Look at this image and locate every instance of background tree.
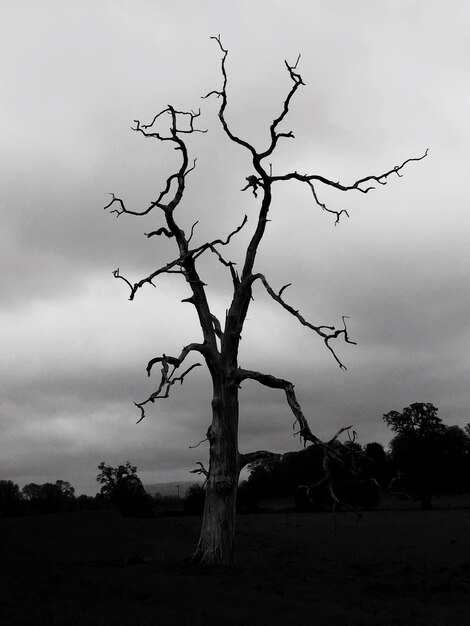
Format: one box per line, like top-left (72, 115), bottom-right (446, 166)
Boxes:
top-left (363, 442), bottom-right (393, 486)
top-left (384, 402), bottom-right (444, 438)
top-left (22, 482), bottom-right (42, 502)
top-left (105, 37), bottom-right (426, 565)
top-left (0, 480), bottom-right (23, 517)
top-left (183, 483), bottom-right (206, 516)
top-left (96, 461), bottom-right (154, 517)
top-left (384, 403), bottom-right (469, 508)
top-left (21, 480), bottom-right (76, 514)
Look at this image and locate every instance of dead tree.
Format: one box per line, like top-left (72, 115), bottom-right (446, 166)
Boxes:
top-left (105, 37), bottom-right (427, 566)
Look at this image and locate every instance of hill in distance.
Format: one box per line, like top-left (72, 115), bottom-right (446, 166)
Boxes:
top-left (144, 481), bottom-right (200, 498)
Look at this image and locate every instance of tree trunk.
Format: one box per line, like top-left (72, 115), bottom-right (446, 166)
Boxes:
top-left (191, 379), bottom-right (240, 566)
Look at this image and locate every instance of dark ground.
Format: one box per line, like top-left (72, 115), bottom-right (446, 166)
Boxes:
top-left (1, 497), bottom-right (470, 625)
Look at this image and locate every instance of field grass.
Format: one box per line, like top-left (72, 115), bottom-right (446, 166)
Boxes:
top-left (1, 500), bottom-right (470, 625)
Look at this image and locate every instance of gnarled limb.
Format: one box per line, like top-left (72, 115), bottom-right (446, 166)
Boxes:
top-left (192, 214), bottom-right (248, 261)
top-left (270, 149), bottom-right (429, 224)
top-left (190, 214), bottom-right (248, 289)
top-left (235, 368), bottom-right (351, 454)
top-left (135, 345), bottom-right (204, 423)
top-left (146, 342), bottom-right (206, 377)
top-left (113, 257), bottom-right (185, 301)
top-left (202, 36), bottom-right (257, 158)
top-left (134, 107), bottom-right (206, 137)
top-left (236, 364), bottom-right (361, 507)
top-left (252, 273), bottom-right (355, 369)
top-left (258, 53), bottom-right (304, 160)
top-left (144, 227), bottom-right (174, 239)
top-left (135, 362), bottom-right (201, 424)
top-left (239, 450), bottom-right (282, 470)
top-left (271, 150), bottom-right (429, 194)
top-left (235, 366), bottom-right (362, 507)
top-left (190, 462), bottom-right (209, 480)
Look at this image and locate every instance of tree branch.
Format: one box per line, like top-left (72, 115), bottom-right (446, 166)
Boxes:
top-left (112, 258), bottom-right (185, 301)
top-left (202, 36), bottom-right (257, 158)
top-left (145, 227), bottom-right (174, 239)
top-left (258, 54), bottom-right (304, 160)
top-left (134, 345), bottom-right (204, 423)
top-left (235, 367), bottom-right (363, 507)
top-left (239, 450), bottom-right (282, 470)
top-left (190, 461), bottom-right (209, 478)
top-left (146, 343), bottom-right (205, 377)
top-left (190, 462), bottom-right (209, 487)
top-left (189, 214), bottom-right (248, 289)
top-left (191, 214), bottom-right (248, 261)
top-left (252, 273), bottom-right (355, 369)
top-left (104, 107), bottom-right (202, 222)
top-left (270, 149), bottom-right (429, 224)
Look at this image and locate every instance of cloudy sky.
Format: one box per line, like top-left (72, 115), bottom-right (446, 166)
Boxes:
top-left (1, 0), bottom-right (469, 495)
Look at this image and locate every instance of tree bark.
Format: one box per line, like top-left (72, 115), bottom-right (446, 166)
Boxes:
top-left (191, 377), bottom-right (240, 566)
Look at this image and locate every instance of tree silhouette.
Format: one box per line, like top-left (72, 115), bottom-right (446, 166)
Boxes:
top-left (0, 480), bottom-right (23, 517)
top-left (105, 37), bottom-right (426, 565)
top-left (183, 483), bottom-right (206, 515)
top-left (96, 461), bottom-right (153, 517)
top-left (21, 480), bottom-right (76, 514)
top-left (384, 403), bottom-right (469, 508)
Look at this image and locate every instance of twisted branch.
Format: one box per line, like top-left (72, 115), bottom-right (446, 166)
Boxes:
top-left (112, 258), bottom-right (185, 301)
top-left (270, 149), bottom-right (429, 224)
top-left (236, 366), bottom-right (363, 508)
top-left (134, 344), bottom-right (204, 423)
top-left (253, 274), bottom-right (356, 369)
top-left (104, 106), bottom-right (202, 220)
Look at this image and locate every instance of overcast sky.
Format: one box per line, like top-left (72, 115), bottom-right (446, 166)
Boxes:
top-left (1, 0), bottom-right (469, 495)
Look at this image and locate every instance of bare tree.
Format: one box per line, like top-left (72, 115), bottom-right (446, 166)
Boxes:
top-left (105, 37), bottom-right (427, 566)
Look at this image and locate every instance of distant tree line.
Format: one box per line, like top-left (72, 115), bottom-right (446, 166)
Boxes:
top-left (2, 404), bottom-right (469, 518)
top-left (241, 403), bottom-right (470, 512)
top-left (0, 479), bottom-right (99, 517)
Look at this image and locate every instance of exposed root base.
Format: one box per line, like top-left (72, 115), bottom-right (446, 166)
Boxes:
top-left (189, 546), bottom-right (234, 568)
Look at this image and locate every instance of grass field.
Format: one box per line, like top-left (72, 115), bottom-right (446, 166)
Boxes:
top-left (1, 500), bottom-right (470, 625)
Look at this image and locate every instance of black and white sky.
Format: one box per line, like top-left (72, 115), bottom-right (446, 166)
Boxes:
top-left (1, 0), bottom-right (469, 495)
